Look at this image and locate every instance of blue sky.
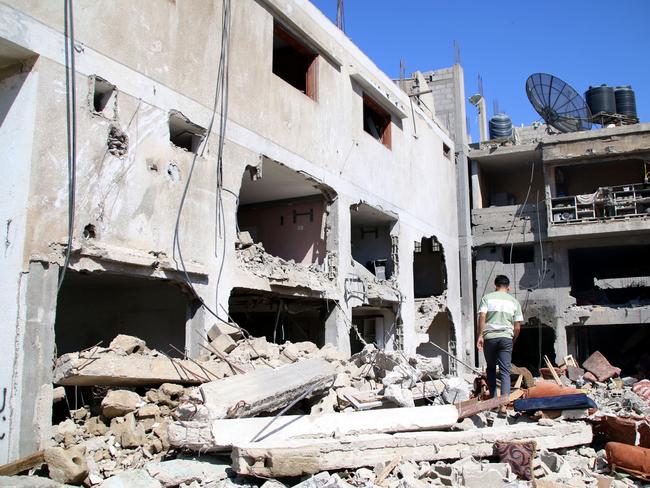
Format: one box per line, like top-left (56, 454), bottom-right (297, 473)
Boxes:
top-left (311, 0), bottom-right (650, 141)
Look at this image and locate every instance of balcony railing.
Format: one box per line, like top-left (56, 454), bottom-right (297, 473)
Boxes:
top-left (550, 183), bottom-right (650, 224)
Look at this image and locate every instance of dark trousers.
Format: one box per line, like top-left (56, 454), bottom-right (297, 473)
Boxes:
top-left (484, 337), bottom-right (513, 398)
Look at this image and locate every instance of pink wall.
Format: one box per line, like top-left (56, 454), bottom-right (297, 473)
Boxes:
top-left (238, 198), bottom-right (326, 265)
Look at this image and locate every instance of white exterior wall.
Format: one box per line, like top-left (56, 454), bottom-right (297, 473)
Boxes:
top-left (0, 0), bottom-right (461, 460)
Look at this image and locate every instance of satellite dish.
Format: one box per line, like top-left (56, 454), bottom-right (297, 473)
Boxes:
top-left (525, 73), bottom-right (592, 133)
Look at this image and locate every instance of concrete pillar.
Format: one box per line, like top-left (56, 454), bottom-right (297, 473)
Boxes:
top-left (324, 196), bottom-right (351, 356)
top-left (471, 160), bottom-right (482, 209)
top-left (15, 262), bottom-right (59, 458)
top-left (551, 245), bottom-right (571, 362)
top-left (0, 60), bottom-right (39, 463)
top-left (324, 304), bottom-right (351, 357)
top-left (456, 151), bottom-right (476, 370)
top-left (554, 325), bottom-right (568, 362)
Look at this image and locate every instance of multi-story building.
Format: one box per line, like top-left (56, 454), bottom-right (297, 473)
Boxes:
top-left (0, 0), bottom-right (463, 460)
top-left (468, 122), bottom-right (650, 374)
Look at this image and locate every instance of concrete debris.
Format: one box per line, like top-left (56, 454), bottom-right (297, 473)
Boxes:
top-left (144, 458), bottom-right (230, 487)
top-left (98, 469), bottom-right (162, 488)
top-left (101, 390), bottom-right (142, 418)
top-left (109, 335), bottom-right (148, 355)
top-left (192, 358), bottom-right (337, 420)
top-left (44, 446), bottom-right (88, 484)
top-left (14, 334), bottom-right (650, 487)
top-left (173, 404), bottom-right (458, 451)
top-left (231, 422), bottom-right (593, 476)
top-left (54, 350), bottom-right (232, 387)
top-left (237, 243), bottom-right (333, 292)
top-left (107, 125), bottom-right (128, 157)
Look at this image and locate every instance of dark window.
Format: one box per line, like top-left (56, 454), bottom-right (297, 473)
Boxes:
top-left (363, 94), bottom-right (391, 149)
top-left (443, 142), bottom-right (451, 159)
top-left (503, 245), bottom-right (534, 264)
top-left (92, 76), bottom-right (115, 113)
top-left (272, 21), bottom-right (318, 100)
top-left (169, 111), bottom-right (206, 154)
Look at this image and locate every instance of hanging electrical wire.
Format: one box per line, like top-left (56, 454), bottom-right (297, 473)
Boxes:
top-left (58, 0), bottom-right (78, 292)
top-left (173, 0), bottom-right (231, 323)
top-left (479, 160), bottom-right (536, 301)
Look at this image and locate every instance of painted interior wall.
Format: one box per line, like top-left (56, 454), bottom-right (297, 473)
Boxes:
top-left (238, 198), bottom-right (326, 264)
top-left (350, 223), bottom-right (394, 278)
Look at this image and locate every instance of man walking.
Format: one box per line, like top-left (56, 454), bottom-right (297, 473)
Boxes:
top-left (477, 275), bottom-right (523, 398)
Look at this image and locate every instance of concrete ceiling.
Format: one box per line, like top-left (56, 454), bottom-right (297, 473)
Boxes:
top-left (350, 203), bottom-right (397, 226)
top-left (0, 38), bottom-right (35, 69)
top-left (239, 159), bottom-right (323, 205)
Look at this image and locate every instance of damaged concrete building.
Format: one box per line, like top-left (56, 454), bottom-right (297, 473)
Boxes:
top-left (468, 122), bottom-right (650, 374)
top-left (0, 0), bottom-right (464, 462)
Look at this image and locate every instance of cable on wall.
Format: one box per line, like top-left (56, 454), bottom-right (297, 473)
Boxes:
top-left (58, 0), bottom-right (78, 292)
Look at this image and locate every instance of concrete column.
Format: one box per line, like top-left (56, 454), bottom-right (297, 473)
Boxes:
top-left (551, 244), bottom-right (571, 361)
top-left (0, 60), bottom-right (38, 463)
top-left (15, 262), bottom-right (59, 458)
top-left (470, 160), bottom-right (482, 209)
top-left (324, 305), bottom-right (351, 357)
top-left (324, 196), bottom-right (351, 356)
top-left (456, 151), bottom-right (476, 370)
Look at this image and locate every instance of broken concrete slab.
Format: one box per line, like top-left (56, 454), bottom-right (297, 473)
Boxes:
top-left (173, 404), bottom-right (458, 450)
top-left (207, 322), bottom-right (243, 341)
top-left (0, 476), bottom-right (76, 487)
top-left (198, 358), bottom-right (336, 419)
top-left (145, 458), bottom-right (230, 487)
top-left (98, 469), bottom-right (162, 488)
top-left (231, 421), bottom-right (593, 476)
top-left (168, 421), bottom-right (216, 452)
top-left (53, 352), bottom-right (232, 386)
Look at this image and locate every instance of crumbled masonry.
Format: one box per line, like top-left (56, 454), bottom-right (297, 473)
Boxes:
top-left (5, 333), bottom-right (650, 487)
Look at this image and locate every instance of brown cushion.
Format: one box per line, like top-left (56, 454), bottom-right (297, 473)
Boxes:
top-left (494, 440), bottom-right (536, 480)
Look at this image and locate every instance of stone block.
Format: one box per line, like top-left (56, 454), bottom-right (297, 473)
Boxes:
top-left (44, 445), bottom-right (88, 484)
top-left (101, 390), bottom-right (141, 418)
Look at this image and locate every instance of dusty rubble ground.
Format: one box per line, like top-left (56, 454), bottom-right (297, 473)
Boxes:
top-left (2, 331), bottom-right (650, 488)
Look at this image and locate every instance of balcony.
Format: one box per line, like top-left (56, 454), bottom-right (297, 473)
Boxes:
top-left (548, 183), bottom-right (650, 238)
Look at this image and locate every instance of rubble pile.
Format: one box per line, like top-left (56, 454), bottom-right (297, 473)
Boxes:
top-left (236, 241), bottom-right (333, 290)
top-left (3, 333), bottom-right (650, 487)
top-left (47, 383), bottom-right (179, 484)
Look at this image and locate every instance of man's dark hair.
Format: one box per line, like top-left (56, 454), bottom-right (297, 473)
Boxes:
top-left (495, 275), bottom-right (510, 288)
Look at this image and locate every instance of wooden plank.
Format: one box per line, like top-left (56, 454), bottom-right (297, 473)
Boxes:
top-left (376, 457), bottom-right (401, 486)
top-left (0, 450), bottom-right (44, 476)
top-left (457, 389), bottom-right (524, 419)
top-left (514, 374), bottom-right (523, 390)
top-left (545, 355), bottom-right (563, 386)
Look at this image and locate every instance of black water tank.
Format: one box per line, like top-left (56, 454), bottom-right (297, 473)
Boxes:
top-left (489, 113), bottom-right (512, 139)
top-left (615, 85), bottom-right (637, 117)
top-left (585, 84), bottom-right (616, 115)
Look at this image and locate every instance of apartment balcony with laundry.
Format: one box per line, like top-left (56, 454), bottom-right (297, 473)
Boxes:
top-left (545, 159), bottom-right (650, 238)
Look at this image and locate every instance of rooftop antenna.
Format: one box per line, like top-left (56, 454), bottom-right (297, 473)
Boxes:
top-left (493, 99), bottom-right (500, 115)
top-left (336, 0), bottom-right (345, 32)
top-left (453, 40), bottom-right (461, 65)
top-left (525, 73), bottom-right (592, 133)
